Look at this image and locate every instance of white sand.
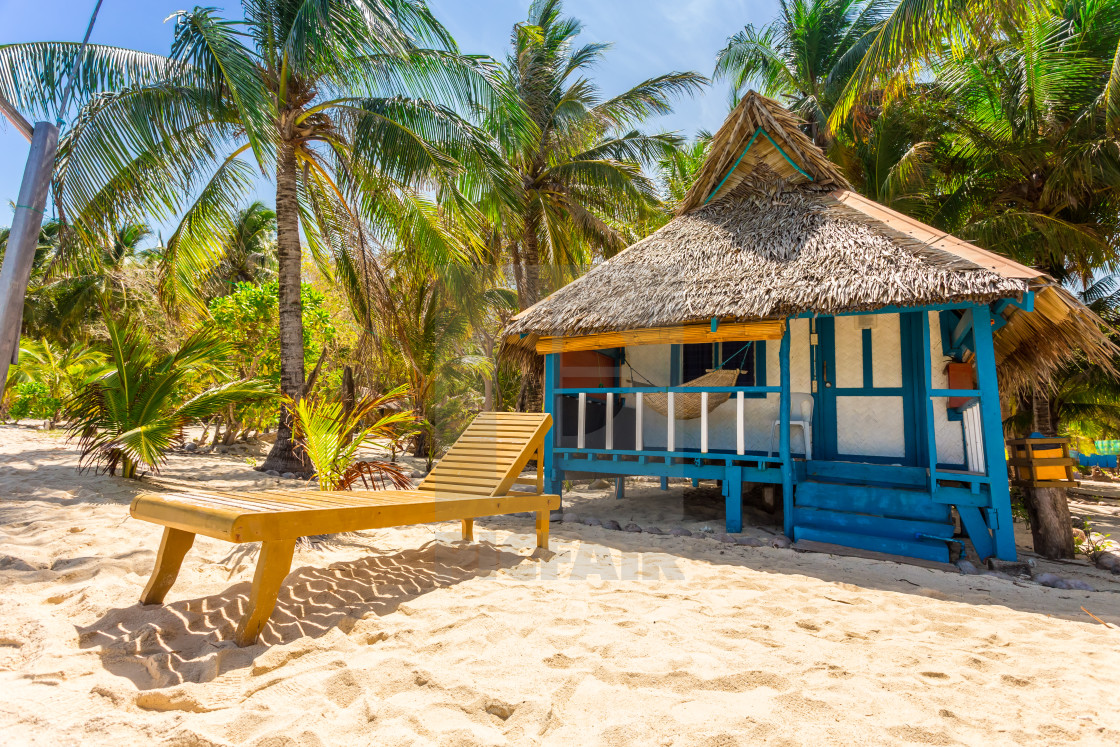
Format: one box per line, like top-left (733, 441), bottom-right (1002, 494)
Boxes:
top-left (1, 423), bottom-right (1119, 746)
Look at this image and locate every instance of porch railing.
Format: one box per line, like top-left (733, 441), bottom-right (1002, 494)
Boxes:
top-left (553, 385), bottom-right (780, 456)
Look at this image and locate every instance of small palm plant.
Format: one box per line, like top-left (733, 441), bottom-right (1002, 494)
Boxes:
top-left (65, 318), bottom-right (275, 478)
top-left (6, 338), bottom-right (108, 426)
top-left (287, 387), bottom-right (418, 492)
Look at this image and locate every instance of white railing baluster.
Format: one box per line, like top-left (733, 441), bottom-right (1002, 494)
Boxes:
top-left (736, 391), bottom-right (745, 455)
top-left (635, 392), bottom-right (644, 451)
top-left (700, 392), bottom-right (709, 453)
top-left (606, 392), bottom-right (614, 450)
top-left (577, 392), bottom-right (587, 449)
top-left (667, 391), bottom-right (676, 452)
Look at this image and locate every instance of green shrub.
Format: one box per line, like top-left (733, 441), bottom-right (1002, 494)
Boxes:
top-left (9, 381), bottom-right (61, 421)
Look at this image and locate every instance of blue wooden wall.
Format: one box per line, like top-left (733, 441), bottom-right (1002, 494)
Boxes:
top-left (541, 300), bottom-right (1021, 562)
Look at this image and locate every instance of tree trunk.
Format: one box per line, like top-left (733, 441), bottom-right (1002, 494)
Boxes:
top-left (411, 406), bottom-right (433, 465)
top-left (1031, 386), bottom-right (1054, 435)
top-left (260, 142), bottom-right (309, 474)
top-left (482, 373), bottom-right (493, 412)
top-left (342, 365), bottom-right (355, 414)
top-left (1024, 487), bottom-right (1076, 559)
top-left (1025, 385), bottom-right (1074, 558)
top-left (520, 213), bottom-right (541, 310)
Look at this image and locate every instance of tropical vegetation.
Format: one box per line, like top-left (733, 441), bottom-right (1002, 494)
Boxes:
top-left (287, 386), bottom-right (416, 491)
top-left (4, 0), bottom-right (1120, 495)
top-left (64, 317), bottom-right (274, 478)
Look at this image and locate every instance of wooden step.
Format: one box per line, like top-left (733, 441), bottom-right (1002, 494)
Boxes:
top-left (795, 480), bottom-right (950, 523)
top-left (793, 526), bottom-right (951, 564)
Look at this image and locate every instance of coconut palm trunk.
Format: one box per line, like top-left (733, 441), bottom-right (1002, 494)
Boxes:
top-left (1024, 387), bottom-right (1075, 559)
top-left (518, 208), bottom-right (542, 309)
top-left (261, 142), bottom-right (308, 473)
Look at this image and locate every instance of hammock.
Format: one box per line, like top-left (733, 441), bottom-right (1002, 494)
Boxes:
top-left (645, 369), bottom-right (741, 420)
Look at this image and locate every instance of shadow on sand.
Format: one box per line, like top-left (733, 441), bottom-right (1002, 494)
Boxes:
top-left (77, 540), bottom-right (531, 689)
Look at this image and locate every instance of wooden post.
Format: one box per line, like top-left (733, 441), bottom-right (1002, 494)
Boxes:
top-left (736, 391), bottom-right (745, 455)
top-left (635, 392), bottom-right (644, 451)
top-left (577, 392), bottom-right (587, 449)
top-left (543, 354), bottom-right (562, 496)
top-left (234, 538), bottom-right (296, 647)
top-left (0, 122), bottom-right (59, 388)
top-left (535, 510), bottom-right (550, 549)
top-left (725, 465), bottom-right (743, 533)
top-left (700, 392), bottom-right (709, 453)
top-left (667, 392), bottom-right (676, 452)
top-left (139, 528), bottom-right (196, 605)
top-left (614, 477), bottom-right (625, 500)
top-left (971, 305), bottom-right (1017, 560)
top-left (917, 311), bottom-right (938, 493)
top-left (780, 324), bottom-right (793, 539)
top-left (605, 392), bottom-right (614, 450)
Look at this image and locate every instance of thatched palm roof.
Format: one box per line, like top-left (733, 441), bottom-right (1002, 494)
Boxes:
top-left (504, 92), bottom-right (1116, 390)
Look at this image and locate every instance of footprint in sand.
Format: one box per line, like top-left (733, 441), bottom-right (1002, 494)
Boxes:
top-left (886, 724), bottom-right (954, 745)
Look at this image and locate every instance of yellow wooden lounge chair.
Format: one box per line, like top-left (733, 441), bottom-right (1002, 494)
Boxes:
top-left (131, 412), bottom-right (559, 646)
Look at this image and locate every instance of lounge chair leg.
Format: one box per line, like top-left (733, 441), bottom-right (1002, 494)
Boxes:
top-left (140, 527), bottom-right (196, 605)
top-left (535, 510), bottom-right (550, 549)
top-left (234, 538), bottom-right (296, 647)
top-left (462, 518), bottom-right (474, 542)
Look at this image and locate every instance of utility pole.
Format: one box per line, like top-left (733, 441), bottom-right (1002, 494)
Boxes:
top-left (0, 118), bottom-right (59, 387)
top-left (0, 0), bottom-right (103, 388)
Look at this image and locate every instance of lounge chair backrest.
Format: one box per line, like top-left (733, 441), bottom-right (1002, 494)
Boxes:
top-left (417, 412), bottom-right (552, 497)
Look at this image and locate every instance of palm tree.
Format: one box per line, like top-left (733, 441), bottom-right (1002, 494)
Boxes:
top-left (1, 1), bottom-right (507, 473)
top-left (486, 0), bottom-right (707, 309)
top-left (287, 386), bottom-right (416, 490)
top-left (10, 337), bottom-right (107, 425)
top-left (714, 0), bottom-right (892, 145)
top-left (829, 3), bottom-right (1120, 284)
top-left (376, 266), bottom-right (496, 462)
top-left (65, 317), bottom-right (275, 478)
top-left (4, 336), bottom-right (107, 426)
top-left (204, 200), bottom-right (278, 299)
top-left (3, 218), bottom-right (160, 341)
top-left (658, 132), bottom-right (713, 209)
top-left (1004, 274), bottom-right (1120, 439)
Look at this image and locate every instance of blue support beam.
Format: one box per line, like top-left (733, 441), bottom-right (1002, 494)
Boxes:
top-left (956, 505), bottom-right (995, 560)
top-left (861, 328), bottom-right (873, 389)
top-left (951, 308), bottom-right (974, 352)
top-left (543, 353), bottom-right (563, 496)
top-left (914, 312), bottom-right (938, 493)
top-left (780, 324), bottom-right (794, 539)
top-left (725, 465), bottom-right (743, 533)
top-left (971, 305), bottom-right (1017, 560)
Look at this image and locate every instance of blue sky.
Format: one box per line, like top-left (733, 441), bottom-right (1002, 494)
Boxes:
top-left (0, 0), bottom-right (778, 230)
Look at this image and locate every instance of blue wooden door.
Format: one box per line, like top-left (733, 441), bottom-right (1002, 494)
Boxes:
top-left (812, 314), bottom-right (921, 466)
top-left (811, 317), bottom-right (839, 460)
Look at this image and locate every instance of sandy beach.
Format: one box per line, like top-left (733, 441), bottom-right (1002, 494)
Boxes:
top-left (2, 423), bottom-right (1119, 746)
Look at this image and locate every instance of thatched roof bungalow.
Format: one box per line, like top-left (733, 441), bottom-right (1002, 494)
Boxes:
top-left (505, 94), bottom-right (1113, 393)
top-left (500, 92), bottom-right (1115, 565)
